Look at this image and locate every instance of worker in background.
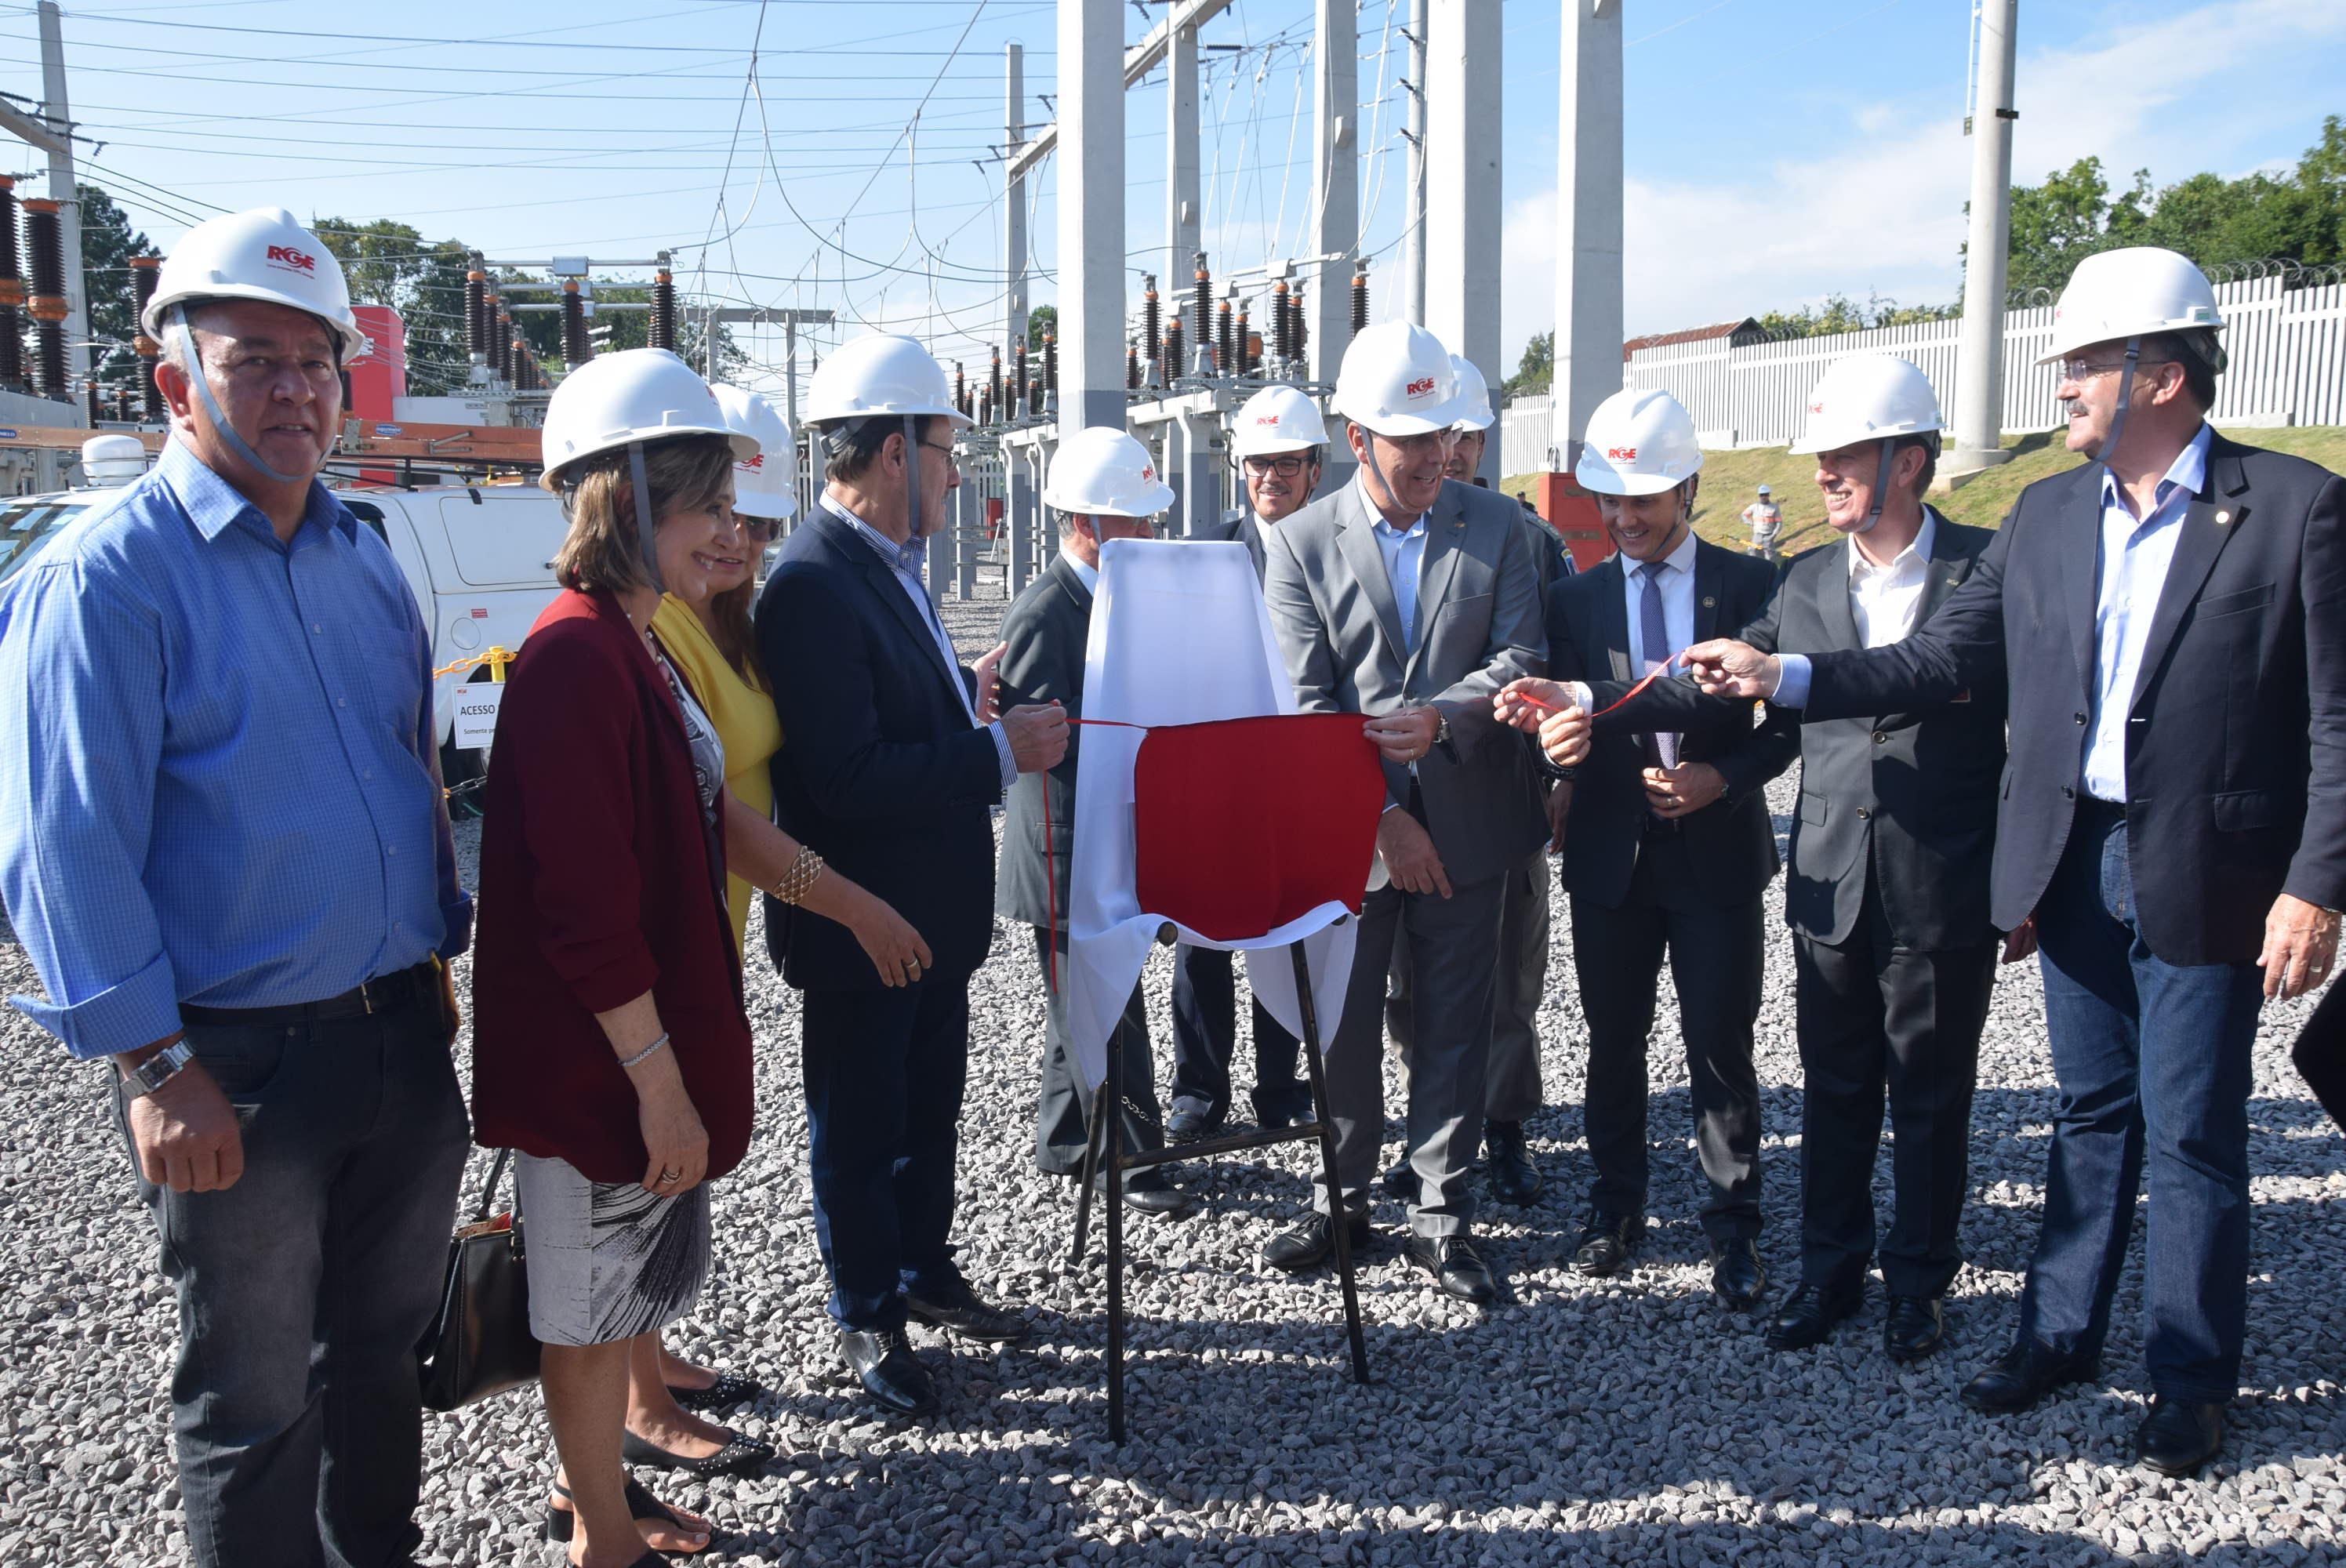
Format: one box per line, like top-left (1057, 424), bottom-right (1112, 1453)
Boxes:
top-left (1385, 354), bottom-right (1565, 1210)
top-left (1165, 383), bottom-right (1326, 1142)
top-left (1743, 484), bottom-right (1783, 561)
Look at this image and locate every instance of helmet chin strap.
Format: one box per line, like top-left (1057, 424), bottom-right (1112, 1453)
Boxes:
top-left (1854, 436), bottom-right (1898, 536)
top-left (628, 440), bottom-right (666, 596)
top-left (172, 303), bottom-right (321, 488)
top-left (2097, 335), bottom-right (2144, 478)
top-left (899, 413), bottom-right (928, 573)
top-left (1360, 427), bottom-right (1415, 523)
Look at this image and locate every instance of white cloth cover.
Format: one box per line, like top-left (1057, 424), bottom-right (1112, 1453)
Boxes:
top-left (1063, 538), bottom-right (1361, 1091)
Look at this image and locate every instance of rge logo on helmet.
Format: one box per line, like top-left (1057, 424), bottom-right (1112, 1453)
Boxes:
top-left (739, 453), bottom-right (765, 471)
top-left (1607, 445), bottom-right (1639, 461)
top-left (1254, 414), bottom-right (1279, 427)
top-left (265, 243), bottom-right (318, 274)
top-left (1405, 376), bottom-right (1436, 399)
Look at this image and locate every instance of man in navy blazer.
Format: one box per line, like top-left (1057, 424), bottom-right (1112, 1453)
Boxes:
top-left (1687, 249), bottom-right (2346, 1475)
top-left (756, 335), bottom-right (1067, 1421)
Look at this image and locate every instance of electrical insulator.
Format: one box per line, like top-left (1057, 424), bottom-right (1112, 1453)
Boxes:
top-left (1193, 252), bottom-right (1211, 370)
top-left (561, 281), bottom-right (590, 368)
top-left (1270, 281), bottom-right (1292, 363)
top-left (1351, 262), bottom-right (1369, 333)
top-left (1013, 339), bottom-right (1028, 416)
top-left (24, 198), bottom-right (67, 401)
top-left (1043, 331), bottom-right (1059, 404)
top-left (1237, 302), bottom-right (1255, 376)
top-left (649, 268), bottom-right (677, 352)
top-left (1291, 284), bottom-right (1308, 361)
top-left (465, 265), bottom-right (487, 360)
top-left (131, 254), bottom-right (162, 417)
top-left (1142, 275), bottom-right (1160, 365)
top-left (0, 176), bottom-right (20, 393)
top-left (953, 361), bottom-right (966, 415)
top-left (1217, 291), bottom-right (1235, 376)
top-left (987, 345), bottom-right (1003, 418)
top-left (1164, 319), bottom-right (1183, 384)
top-left (1126, 343), bottom-right (1140, 391)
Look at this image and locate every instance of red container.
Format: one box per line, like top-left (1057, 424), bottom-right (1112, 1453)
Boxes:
top-left (1533, 471), bottom-right (1610, 572)
top-left (347, 305), bottom-right (407, 423)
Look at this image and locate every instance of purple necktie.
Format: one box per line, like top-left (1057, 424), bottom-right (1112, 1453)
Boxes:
top-left (1636, 561), bottom-right (1680, 771)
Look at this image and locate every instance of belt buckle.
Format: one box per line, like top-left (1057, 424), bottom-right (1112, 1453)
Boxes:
top-left (360, 975), bottom-right (385, 1015)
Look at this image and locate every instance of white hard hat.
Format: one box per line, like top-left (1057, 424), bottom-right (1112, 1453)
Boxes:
top-left (1449, 355), bottom-right (1496, 433)
top-left (537, 348), bottom-right (754, 493)
top-left (2037, 246), bottom-right (2226, 367)
top-left (1575, 388), bottom-right (1704, 496)
top-left (1789, 354), bottom-right (1945, 456)
top-left (1330, 321), bottom-right (1469, 436)
top-left (711, 383), bottom-right (797, 521)
top-left (804, 332), bottom-right (973, 430)
top-left (1040, 426), bottom-right (1175, 517)
top-left (142, 207), bottom-right (369, 362)
top-left (1230, 384), bottom-right (1330, 458)
top-left (1756, 484), bottom-right (1772, 495)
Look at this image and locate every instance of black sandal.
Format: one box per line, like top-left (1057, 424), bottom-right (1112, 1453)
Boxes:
top-left (665, 1370), bottom-right (762, 1412)
top-left (545, 1475), bottom-right (721, 1553)
top-left (621, 1425), bottom-right (774, 1479)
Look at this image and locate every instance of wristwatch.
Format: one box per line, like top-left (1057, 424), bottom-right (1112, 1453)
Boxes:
top-left (122, 1040), bottom-right (195, 1098)
top-left (1433, 710), bottom-right (1452, 749)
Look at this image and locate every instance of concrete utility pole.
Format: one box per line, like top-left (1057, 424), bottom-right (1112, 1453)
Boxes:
top-left (1945, 0), bottom-right (2020, 484)
top-left (1552, 0), bottom-right (1624, 473)
top-left (1308, 0), bottom-right (1357, 386)
top-left (1059, 0), bottom-right (1126, 434)
top-left (37, 2), bottom-right (86, 395)
top-left (1426, 0), bottom-right (1501, 482)
top-left (1400, 0), bottom-right (1429, 326)
top-left (1167, 19), bottom-right (1201, 361)
top-left (1005, 44), bottom-right (1029, 358)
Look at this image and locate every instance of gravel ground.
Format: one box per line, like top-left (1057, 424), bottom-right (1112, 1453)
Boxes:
top-left (5, 593), bottom-right (2345, 1566)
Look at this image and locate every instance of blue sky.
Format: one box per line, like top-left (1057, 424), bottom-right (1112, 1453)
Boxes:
top-left (2, 0), bottom-right (2340, 398)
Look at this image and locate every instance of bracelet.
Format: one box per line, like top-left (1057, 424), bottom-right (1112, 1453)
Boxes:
top-left (772, 845), bottom-right (826, 906)
top-left (618, 1032), bottom-right (670, 1070)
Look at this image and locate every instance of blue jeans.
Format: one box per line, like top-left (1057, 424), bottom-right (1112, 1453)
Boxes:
top-left (2022, 802), bottom-right (2263, 1403)
top-left (120, 1001), bottom-right (470, 1568)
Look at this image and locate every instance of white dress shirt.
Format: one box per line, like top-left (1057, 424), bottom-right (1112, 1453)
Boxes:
top-left (1354, 475), bottom-right (1429, 649)
top-left (1563, 526), bottom-right (1700, 717)
top-left (1061, 545), bottom-right (1099, 596)
top-left (2083, 423), bottom-right (2212, 802)
top-left (824, 494), bottom-right (1016, 789)
top-left (1847, 508), bottom-right (1939, 649)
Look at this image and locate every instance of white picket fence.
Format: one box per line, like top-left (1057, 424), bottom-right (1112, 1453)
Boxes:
top-left (1499, 274), bottom-right (2346, 469)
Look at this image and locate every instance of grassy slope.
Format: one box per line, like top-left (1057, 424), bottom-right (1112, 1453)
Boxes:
top-left (1504, 425), bottom-right (2346, 555)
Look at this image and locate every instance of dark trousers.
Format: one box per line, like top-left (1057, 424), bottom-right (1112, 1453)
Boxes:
top-left (1388, 848), bottom-right (1549, 1124)
top-left (2023, 803), bottom-right (2264, 1402)
top-left (1168, 942), bottom-right (1306, 1124)
top-left (1792, 856), bottom-right (1995, 1298)
top-left (802, 977), bottom-right (971, 1331)
top-left (122, 1003), bottom-right (470, 1568)
top-left (1570, 833), bottom-right (1765, 1241)
top-left (1030, 927), bottom-right (1168, 1176)
top-left (1315, 872), bottom-right (1506, 1236)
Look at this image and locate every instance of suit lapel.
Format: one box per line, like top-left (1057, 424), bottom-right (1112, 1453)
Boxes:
top-left (819, 511), bottom-right (968, 713)
top-left (1874, 513), bottom-right (1970, 730)
top-left (1813, 535), bottom-right (1860, 652)
top-left (1690, 539), bottom-right (1725, 645)
top-left (2127, 446), bottom-right (2249, 713)
top-left (2056, 473), bottom-right (2103, 700)
top-left (1407, 485), bottom-right (1470, 678)
top-left (1336, 488), bottom-right (1410, 662)
top-left (1593, 557), bottom-right (1635, 684)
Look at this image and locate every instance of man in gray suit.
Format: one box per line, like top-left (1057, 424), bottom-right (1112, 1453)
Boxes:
top-left (1167, 385), bottom-right (1329, 1141)
top-left (996, 428), bottom-right (1189, 1218)
top-left (1256, 324), bottom-right (1545, 1305)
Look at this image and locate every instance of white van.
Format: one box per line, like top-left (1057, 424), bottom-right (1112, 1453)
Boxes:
top-left (0, 474), bottom-right (566, 775)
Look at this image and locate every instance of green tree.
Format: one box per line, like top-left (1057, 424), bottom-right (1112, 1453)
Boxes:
top-left (1026, 303), bottom-right (1057, 350)
top-left (310, 216), bottom-right (474, 394)
top-left (1757, 292), bottom-right (1957, 341)
top-left (75, 183), bottom-right (160, 387)
top-left (1503, 329), bottom-right (1552, 399)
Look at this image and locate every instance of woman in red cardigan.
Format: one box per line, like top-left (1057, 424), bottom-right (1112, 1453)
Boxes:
top-left (474, 351), bottom-right (924, 1568)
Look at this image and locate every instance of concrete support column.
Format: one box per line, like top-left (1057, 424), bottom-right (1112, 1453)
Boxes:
top-left (1168, 21), bottom-right (1202, 369)
top-left (1400, 0), bottom-right (1429, 326)
top-left (1005, 44), bottom-right (1030, 358)
top-left (1059, 0), bottom-right (1127, 435)
top-left (1427, 0), bottom-right (1502, 483)
top-left (1309, 0), bottom-right (1357, 388)
top-left (1552, 0), bottom-right (1624, 474)
top-left (1945, 0), bottom-right (2019, 482)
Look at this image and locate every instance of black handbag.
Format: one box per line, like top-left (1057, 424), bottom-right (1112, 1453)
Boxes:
top-left (417, 1148), bottom-right (540, 1411)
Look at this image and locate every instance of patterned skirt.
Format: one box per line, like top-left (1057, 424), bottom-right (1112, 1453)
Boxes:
top-left (514, 1152), bottom-right (711, 1348)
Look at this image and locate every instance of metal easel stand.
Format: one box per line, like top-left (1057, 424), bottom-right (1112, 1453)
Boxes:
top-left (1067, 932), bottom-right (1371, 1443)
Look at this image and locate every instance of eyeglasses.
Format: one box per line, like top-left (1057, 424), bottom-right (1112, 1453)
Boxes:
top-left (1242, 455), bottom-right (1312, 477)
top-left (2057, 355), bottom-right (2175, 384)
top-left (917, 440), bottom-right (958, 461)
top-left (1375, 429), bottom-right (1458, 460)
top-left (735, 515), bottom-right (780, 543)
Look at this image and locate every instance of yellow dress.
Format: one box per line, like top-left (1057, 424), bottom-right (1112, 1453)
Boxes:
top-left (650, 597), bottom-right (783, 955)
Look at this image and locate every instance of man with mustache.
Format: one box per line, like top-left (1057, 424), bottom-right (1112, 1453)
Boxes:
top-left (1683, 248), bottom-right (2346, 1475)
top-left (1255, 322), bottom-right (1545, 1305)
top-left (0, 209), bottom-right (470, 1567)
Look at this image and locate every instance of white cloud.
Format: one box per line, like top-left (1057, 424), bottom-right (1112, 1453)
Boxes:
top-left (1499, 0), bottom-right (2346, 363)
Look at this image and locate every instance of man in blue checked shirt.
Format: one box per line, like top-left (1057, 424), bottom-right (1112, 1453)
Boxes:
top-left (0, 209), bottom-right (470, 1568)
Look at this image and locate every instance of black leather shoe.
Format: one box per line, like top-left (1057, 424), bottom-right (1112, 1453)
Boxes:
top-left (1251, 1088), bottom-right (1314, 1130)
top-left (1764, 1282), bottom-right (1863, 1351)
top-left (837, 1328), bottom-right (937, 1418)
top-left (1571, 1210), bottom-right (1643, 1277)
top-left (1484, 1121), bottom-right (1543, 1207)
top-left (1709, 1238), bottom-right (1767, 1311)
top-left (1404, 1233), bottom-right (1498, 1305)
top-left (903, 1278), bottom-right (1030, 1345)
top-left (1104, 1173), bottom-right (1194, 1218)
top-left (1883, 1294), bottom-right (1947, 1363)
top-left (1959, 1339), bottom-right (2095, 1414)
top-left (1167, 1107), bottom-right (1220, 1144)
top-left (2135, 1396), bottom-right (2224, 1476)
top-left (1382, 1158), bottom-right (1418, 1203)
top-left (1261, 1211), bottom-right (1370, 1272)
